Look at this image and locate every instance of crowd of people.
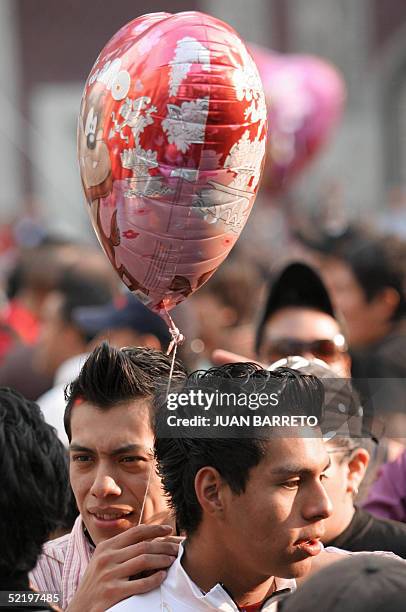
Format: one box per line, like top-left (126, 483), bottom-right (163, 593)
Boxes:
top-left (1, 221), bottom-right (406, 611)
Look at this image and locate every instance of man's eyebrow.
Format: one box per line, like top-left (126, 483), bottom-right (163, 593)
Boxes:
top-left (110, 444), bottom-right (150, 456)
top-left (69, 444), bottom-right (94, 453)
top-left (270, 457), bottom-right (331, 478)
top-left (270, 466), bottom-right (313, 477)
top-left (69, 443), bottom-right (152, 456)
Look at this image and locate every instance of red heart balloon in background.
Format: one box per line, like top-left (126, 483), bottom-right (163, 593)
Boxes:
top-left (250, 44), bottom-right (346, 194)
top-left (78, 12), bottom-right (267, 318)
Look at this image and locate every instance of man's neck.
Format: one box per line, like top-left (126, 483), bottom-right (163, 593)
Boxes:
top-left (339, 502), bottom-right (357, 533)
top-left (354, 319), bottom-right (396, 349)
top-left (325, 502), bottom-right (356, 544)
top-left (181, 534), bottom-right (275, 607)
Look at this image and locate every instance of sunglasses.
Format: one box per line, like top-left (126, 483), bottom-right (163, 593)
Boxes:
top-left (265, 334), bottom-right (348, 362)
top-left (327, 446), bottom-right (358, 455)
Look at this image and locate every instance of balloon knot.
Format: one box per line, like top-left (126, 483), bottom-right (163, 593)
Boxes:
top-left (163, 311), bottom-right (185, 355)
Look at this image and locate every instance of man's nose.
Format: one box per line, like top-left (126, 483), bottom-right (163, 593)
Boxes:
top-left (302, 480), bottom-right (333, 522)
top-left (90, 469), bottom-right (122, 498)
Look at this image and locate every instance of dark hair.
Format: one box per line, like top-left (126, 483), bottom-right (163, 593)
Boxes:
top-left (57, 269), bottom-right (113, 342)
top-left (6, 244), bottom-right (66, 299)
top-left (197, 259), bottom-right (262, 325)
top-left (154, 363), bottom-right (324, 536)
top-left (334, 235), bottom-right (406, 319)
top-left (0, 388), bottom-right (69, 577)
top-left (297, 226), bottom-right (406, 320)
top-left (64, 342), bottom-right (187, 441)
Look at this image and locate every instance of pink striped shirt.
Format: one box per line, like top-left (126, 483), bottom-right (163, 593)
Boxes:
top-left (29, 516), bottom-right (94, 610)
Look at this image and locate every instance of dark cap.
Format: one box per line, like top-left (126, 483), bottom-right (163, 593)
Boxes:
top-left (280, 554), bottom-right (406, 612)
top-left (302, 358), bottom-right (368, 441)
top-left (269, 356), bottom-right (370, 441)
top-left (255, 262), bottom-right (336, 353)
top-left (73, 293), bottom-right (170, 349)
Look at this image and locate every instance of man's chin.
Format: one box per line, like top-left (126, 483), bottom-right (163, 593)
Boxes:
top-left (283, 557), bottom-right (314, 579)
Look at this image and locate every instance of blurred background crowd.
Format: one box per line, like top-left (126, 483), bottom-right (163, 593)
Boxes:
top-left (2, 1), bottom-right (406, 409)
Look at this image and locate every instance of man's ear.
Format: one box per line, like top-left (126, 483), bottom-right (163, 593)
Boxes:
top-left (372, 287), bottom-right (400, 321)
top-left (347, 448), bottom-right (369, 494)
top-left (194, 466), bottom-right (225, 519)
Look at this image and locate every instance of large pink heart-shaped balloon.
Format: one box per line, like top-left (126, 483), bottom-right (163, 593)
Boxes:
top-left (250, 45), bottom-right (346, 194)
top-left (78, 12), bottom-right (267, 316)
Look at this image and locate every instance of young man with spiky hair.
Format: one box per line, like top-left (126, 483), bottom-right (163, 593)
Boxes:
top-left (109, 363), bottom-right (333, 612)
top-left (30, 343), bottom-right (187, 612)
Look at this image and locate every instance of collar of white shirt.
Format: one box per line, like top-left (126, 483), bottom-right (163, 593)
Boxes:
top-left (108, 541), bottom-right (295, 612)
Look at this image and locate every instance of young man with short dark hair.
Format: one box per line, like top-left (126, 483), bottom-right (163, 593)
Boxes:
top-left (270, 357), bottom-right (406, 557)
top-left (109, 363), bottom-right (332, 611)
top-left (213, 260), bottom-right (406, 557)
top-left (30, 343), bottom-right (187, 611)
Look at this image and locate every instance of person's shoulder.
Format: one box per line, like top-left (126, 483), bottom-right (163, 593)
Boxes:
top-left (107, 590), bottom-right (162, 611)
top-left (372, 326), bottom-right (406, 366)
top-left (30, 532), bottom-right (71, 592)
top-left (303, 544), bottom-right (405, 584)
top-left (32, 531), bottom-right (71, 574)
top-left (365, 509), bottom-right (406, 538)
top-left (323, 545), bottom-right (405, 562)
top-left (42, 531), bottom-right (71, 561)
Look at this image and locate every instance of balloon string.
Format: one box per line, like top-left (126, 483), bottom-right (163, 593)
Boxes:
top-left (165, 311), bottom-right (185, 355)
top-left (166, 343), bottom-right (178, 399)
top-left (163, 309), bottom-right (185, 398)
top-left (138, 464), bottom-right (153, 526)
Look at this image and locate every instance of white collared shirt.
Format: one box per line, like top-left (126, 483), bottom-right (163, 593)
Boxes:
top-left (107, 542), bottom-right (295, 612)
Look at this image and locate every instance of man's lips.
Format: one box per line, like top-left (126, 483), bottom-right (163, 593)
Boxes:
top-left (293, 536), bottom-right (323, 557)
top-left (88, 507), bottom-right (135, 523)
